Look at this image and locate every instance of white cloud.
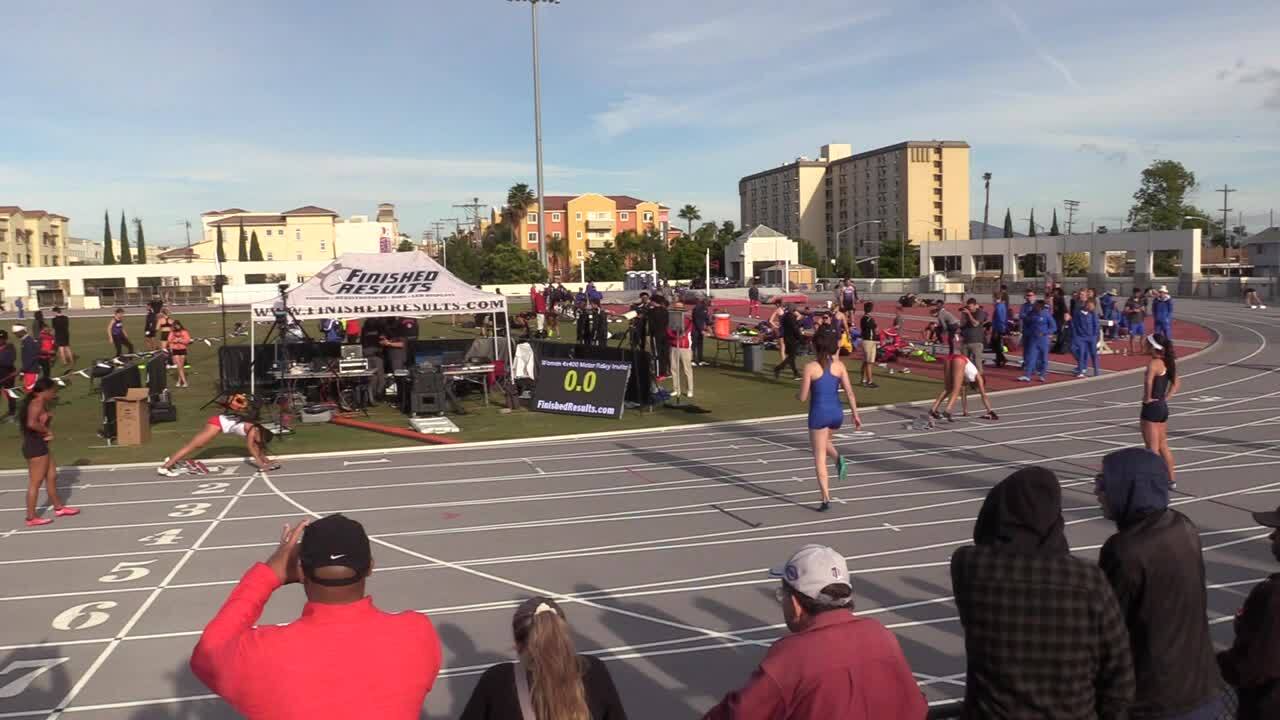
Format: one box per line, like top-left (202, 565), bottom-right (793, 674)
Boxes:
top-left (991, 0), bottom-right (1081, 91)
top-left (591, 93), bottom-right (692, 139)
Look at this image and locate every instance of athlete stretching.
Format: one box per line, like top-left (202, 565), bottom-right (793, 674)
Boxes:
top-left (156, 394), bottom-right (277, 476)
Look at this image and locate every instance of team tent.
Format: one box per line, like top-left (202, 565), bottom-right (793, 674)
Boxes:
top-left (247, 251), bottom-right (510, 393)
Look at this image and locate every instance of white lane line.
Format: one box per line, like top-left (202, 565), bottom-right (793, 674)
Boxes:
top-left (44, 475), bottom-right (257, 720)
top-left (343, 458), bottom-right (389, 466)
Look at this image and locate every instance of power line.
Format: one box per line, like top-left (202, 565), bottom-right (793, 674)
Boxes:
top-left (452, 198), bottom-right (487, 247)
top-left (1063, 199), bottom-right (1081, 235)
top-left (1218, 185), bottom-right (1236, 247)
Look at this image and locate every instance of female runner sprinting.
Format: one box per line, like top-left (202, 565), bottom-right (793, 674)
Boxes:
top-left (1141, 333), bottom-right (1180, 487)
top-left (798, 328), bottom-right (861, 512)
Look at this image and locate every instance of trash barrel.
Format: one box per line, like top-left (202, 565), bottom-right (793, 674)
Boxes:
top-left (743, 343), bottom-right (764, 373)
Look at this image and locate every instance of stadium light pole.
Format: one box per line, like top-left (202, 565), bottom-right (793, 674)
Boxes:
top-left (510, 0), bottom-right (557, 269)
top-left (834, 220), bottom-right (881, 276)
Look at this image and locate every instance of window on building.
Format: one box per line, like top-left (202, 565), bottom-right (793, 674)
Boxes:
top-left (527, 213), bottom-right (538, 224)
top-left (320, 239), bottom-right (327, 251)
top-left (264, 229), bottom-right (270, 236)
top-left (576, 231), bottom-right (583, 240)
top-left (620, 211), bottom-right (629, 221)
top-left (642, 211), bottom-right (653, 222)
top-left (576, 249), bottom-right (584, 259)
top-left (528, 232), bottom-right (538, 244)
top-left (295, 229), bottom-right (302, 241)
top-left (267, 252), bottom-right (274, 261)
top-left (575, 212), bottom-right (582, 221)
top-left (552, 212), bottom-right (561, 222)
top-left (296, 252), bottom-right (303, 260)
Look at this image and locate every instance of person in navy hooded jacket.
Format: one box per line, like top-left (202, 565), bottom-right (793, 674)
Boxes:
top-left (1071, 298), bottom-right (1101, 377)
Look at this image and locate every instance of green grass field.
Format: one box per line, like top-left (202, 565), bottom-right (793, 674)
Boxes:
top-left (0, 311), bottom-right (940, 469)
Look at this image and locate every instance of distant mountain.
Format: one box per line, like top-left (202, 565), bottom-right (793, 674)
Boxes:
top-left (970, 221), bottom-right (1024, 238)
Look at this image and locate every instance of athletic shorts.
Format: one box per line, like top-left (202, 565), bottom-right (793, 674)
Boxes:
top-left (207, 414), bottom-right (249, 437)
top-left (862, 340), bottom-right (878, 361)
top-left (22, 432), bottom-right (49, 459)
top-left (1140, 400), bottom-right (1168, 424)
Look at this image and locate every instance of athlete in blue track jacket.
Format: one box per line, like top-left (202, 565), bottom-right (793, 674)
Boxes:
top-left (1019, 300), bottom-right (1057, 382)
top-left (1152, 288), bottom-right (1173, 339)
top-left (1071, 301), bottom-right (1101, 377)
top-left (1099, 290), bottom-right (1118, 339)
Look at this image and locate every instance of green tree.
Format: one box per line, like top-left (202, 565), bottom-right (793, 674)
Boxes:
top-left (677, 204), bottom-right (701, 236)
top-left (482, 222), bottom-right (516, 250)
top-left (1128, 159), bottom-right (1203, 230)
top-left (504, 183), bottom-right (536, 232)
top-left (118, 212), bottom-right (132, 264)
top-left (1022, 253), bottom-right (1040, 278)
top-left (877, 234), bottom-right (919, 277)
top-left (237, 220), bottom-right (248, 261)
top-left (584, 244), bottom-right (625, 281)
top-left (1002, 209), bottom-right (1014, 238)
top-left (444, 234), bottom-right (482, 284)
top-left (1062, 252), bottom-right (1089, 275)
top-left (716, 221), bottom-right (736, 245)
top-left (1153, 250), bottom-right (1180, 276)
top-left (1028, 209), bottom-right (1038, 238)
top-left (481, 242), bottom-right (547, 284)
top-left (1049, 209), bottom-right (1060, 236)
top-left (249, 231), bottom-right (264, 261)
top-left (216, 225), bottom-right (227, 263)
top-left (613, 230), bottom-right (644, 268)
top-left (797, 239), bottom-right (821, 268)
top-left (134, 218), bottom-right (147, 264)
top-left (668, 237), bottom-right (705, 279)
top-left (396, 239), bottom-right (416, 252)
top-left (103, 210), bottom-right (116, 265)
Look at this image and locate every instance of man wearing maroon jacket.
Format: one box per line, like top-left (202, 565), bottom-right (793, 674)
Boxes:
top-left (191, 514), bottom-right (441, 720)
top-left (703, 544), bottom-right (926, 720)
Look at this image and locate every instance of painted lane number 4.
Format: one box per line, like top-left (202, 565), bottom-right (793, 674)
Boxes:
top-left (139, 528), bottom-right (184, 546)
top-left (0, 658), bottom-right (71, 698)
top-left (98, 559), bottom-right (157, 583)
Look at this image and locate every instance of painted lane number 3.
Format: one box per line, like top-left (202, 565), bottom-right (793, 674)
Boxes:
top-left (0, 658), bottom-right (71, 698)
top-left (168, 502), bottom-right (212, 518)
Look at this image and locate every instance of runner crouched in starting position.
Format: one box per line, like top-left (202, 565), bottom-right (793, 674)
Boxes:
top-left (156, 394), bottom-right (277, 476)
top-left (930, 352), bottom-right (998, 423)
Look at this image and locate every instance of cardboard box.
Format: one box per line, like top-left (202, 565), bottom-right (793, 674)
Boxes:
top-left (114, 388), bottom-right (151, 446)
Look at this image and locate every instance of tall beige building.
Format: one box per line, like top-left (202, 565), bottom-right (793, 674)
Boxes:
top-left (740, 141), bottom-right (970, 263)
top-left (0, 206), bottom-right (70, 268)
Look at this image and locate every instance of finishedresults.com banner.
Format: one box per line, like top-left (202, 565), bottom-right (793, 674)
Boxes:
top-left (533, 357), bottom-right (632, 419)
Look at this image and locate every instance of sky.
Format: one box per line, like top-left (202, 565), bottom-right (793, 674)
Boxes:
top-left (2, 0), bottom-right (1279, 247)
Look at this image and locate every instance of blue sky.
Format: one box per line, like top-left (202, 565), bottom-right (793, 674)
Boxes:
top-left (2, 0), bottom-right (1279, 246)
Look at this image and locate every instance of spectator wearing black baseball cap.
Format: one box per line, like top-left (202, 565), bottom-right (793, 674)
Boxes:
top-left (703, 544), bottom-right (925, 720)
top-left (191, 514), bottom-right (442, 719)
top-left (1218, 506), bottom-right (1280, 720)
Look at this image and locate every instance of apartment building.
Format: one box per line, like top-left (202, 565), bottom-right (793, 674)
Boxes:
top-left (740, 141), bottom-right (970, 261)
top-left (0, 206), bottom-right (70, 268)
top-left (501, 194), bottom-right (669, 270)
top-left (192, 203), bottom-right (399, 261)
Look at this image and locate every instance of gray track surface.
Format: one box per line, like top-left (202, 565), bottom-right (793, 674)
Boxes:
top-left (2, 299), bottom-right (1278, 719)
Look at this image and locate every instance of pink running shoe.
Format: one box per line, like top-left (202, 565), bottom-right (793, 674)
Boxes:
top-left (54, 507), bottom-right (81, 517)
top-left (25, 517), bottom-right (53, 527)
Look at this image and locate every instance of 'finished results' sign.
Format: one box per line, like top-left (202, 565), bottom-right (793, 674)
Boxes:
top-left (533, 357), bottom-right (631, 419)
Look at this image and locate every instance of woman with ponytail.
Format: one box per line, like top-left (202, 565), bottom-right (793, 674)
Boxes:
top-left (459, 596), bottom-right (627, 720)
top-left (20, 377), bottom-right (78, 526)
top-left (1140, 333), bottom-right (1180, 487)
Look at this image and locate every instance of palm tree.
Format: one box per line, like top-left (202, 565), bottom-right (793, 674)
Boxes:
top-left (677, 204), bottom-right (701, 236)
top-left (613, 230), bottom-right (642, 268)
top-left (505, 183), bottom-right (537, 234)
top-left (546, 236), bottom-right (568, 277)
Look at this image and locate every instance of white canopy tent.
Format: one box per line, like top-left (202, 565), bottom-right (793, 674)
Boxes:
top-left (248, 251), bottom-right (511, 393)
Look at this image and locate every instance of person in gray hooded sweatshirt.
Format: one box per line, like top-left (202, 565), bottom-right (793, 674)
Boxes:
top-left (1095, 447), bottom-right (1228, 719)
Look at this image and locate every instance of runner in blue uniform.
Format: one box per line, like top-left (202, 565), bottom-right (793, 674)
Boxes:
top-left (799, 329), bottom-right (861, 512)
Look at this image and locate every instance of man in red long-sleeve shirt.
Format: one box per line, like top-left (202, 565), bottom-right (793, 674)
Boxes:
top-left (191, 514), bottom-right (441, 720)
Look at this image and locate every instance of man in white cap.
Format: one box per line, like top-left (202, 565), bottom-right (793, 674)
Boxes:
top-left (703, 544), bottom-right (926, 720)
top-left (1151, 286), bottom-right (1174, 340)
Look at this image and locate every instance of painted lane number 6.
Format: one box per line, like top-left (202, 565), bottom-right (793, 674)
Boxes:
top-left (0, 658), bottom-right (71, 698)
top-left (98, 559), bottom-right (157, 583)
top-left (51, 601), bottom-right (117, 632)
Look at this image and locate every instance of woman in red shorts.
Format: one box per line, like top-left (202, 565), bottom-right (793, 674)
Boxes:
top-left (156, 395), bottom-right (277, 476)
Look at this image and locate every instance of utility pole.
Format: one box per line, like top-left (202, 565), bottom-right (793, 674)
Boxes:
top-left (438, 217), bottom-right (460, 268)
top-left (1218, 185), bottom-right (1236, 247)
top-left (981, 173), bottom-right (991, 239)
top-left (176, 219), bottom-right (192, 247)
top-left (1063, 199), bottom-right (1081, 236)
top-left (452, 198), bottom-right (487, 247)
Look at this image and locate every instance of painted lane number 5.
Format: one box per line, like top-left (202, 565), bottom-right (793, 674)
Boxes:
top-left (51, 601), bottom-right (117, 632)
top-left (0, 658), bottom-right (71, 698)
top-left (98, 559), bottom-right (157, 583)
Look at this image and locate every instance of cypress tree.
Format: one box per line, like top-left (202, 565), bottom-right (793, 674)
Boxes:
top-left (1028, 209), bottom-right (1038, 238)
top-left (249, 231), bottom-right (264, 261)
top-left (1002, 209), bottom-right (1014, 238)
top-left (1049, 208), bottom-right (1060, 236)
top-left (216, 225), bottom-right (227, 263)
top-left (135, 219), bottom-right (147, 264)
top-left (103, 210), bottom-right (116, 265)
top-left (119, 211), bottom-right (133, 264)
top-left (237, 219), bottom-right (248, 261)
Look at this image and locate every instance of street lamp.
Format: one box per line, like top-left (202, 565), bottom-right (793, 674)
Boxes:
top-left (834, 220), bottom-right (881, 277)
top-left (509, 0), bottom-right (558, 268)
top-left (910, 219), bottom-right (944, 278)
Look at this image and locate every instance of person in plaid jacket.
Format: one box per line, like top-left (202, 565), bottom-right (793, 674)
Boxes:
top-left (952, 466), bottom-right (1134, 719)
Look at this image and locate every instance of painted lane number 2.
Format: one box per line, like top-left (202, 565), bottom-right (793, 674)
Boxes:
top-left (98, 559), bottom-right (157, 583)
top-left (51, 601), bottom-right (117, 632)
top-left (0, 658), bottom-right (71, 698)
top-left (191, 482), bottom-right (230, 495)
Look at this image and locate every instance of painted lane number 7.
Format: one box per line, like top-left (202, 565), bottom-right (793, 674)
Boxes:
top-left (0, 658), bottom-right (71, 698)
